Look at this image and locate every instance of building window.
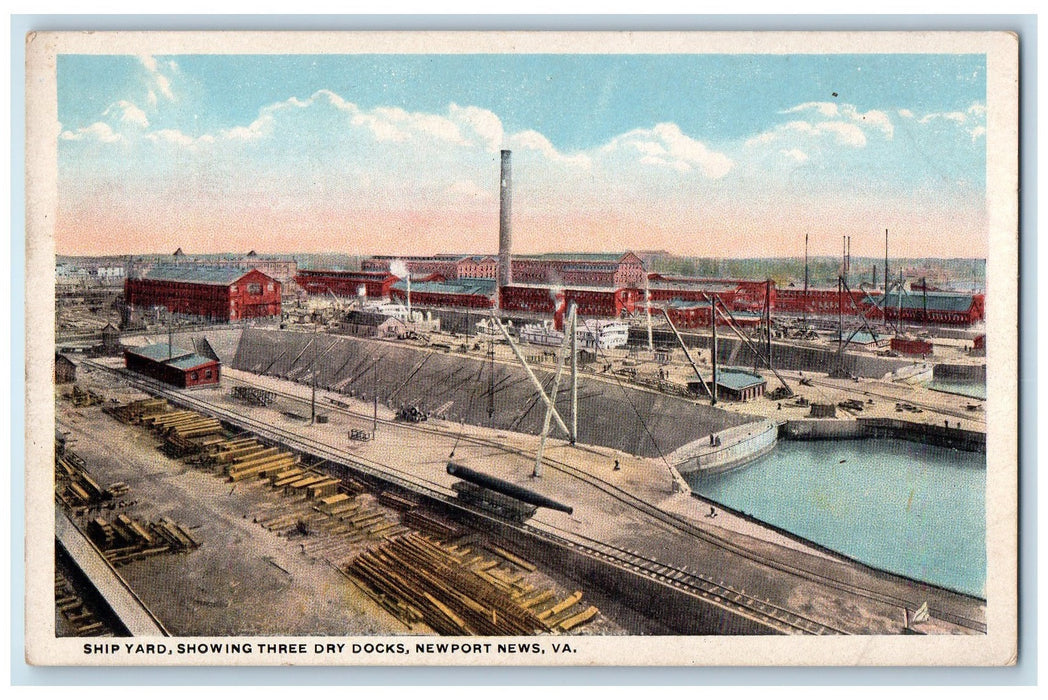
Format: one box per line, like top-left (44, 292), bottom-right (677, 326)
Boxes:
top-left (205, 369), bottom-right (212, 378)
top-left (248, 283), bottom-right (263, 295)
top-left (267, 283), bottom-right (275, 291)
top-left (190, 372), bottom-right (198, 381)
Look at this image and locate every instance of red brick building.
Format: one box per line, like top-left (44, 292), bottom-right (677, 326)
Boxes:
top-left (295, 270), bottom-right (398, 299)
top-left (363, 251), bottom-right (645, 287)
top-left (647, 275), bottom-right (775, 313)
top-left (663, 300), bottom-right (762, 329)
top-left (500, 284), bottom-right (640, 318)
top-left (125, 267), bottom-right (281, 322)
top-left (389, 278), bottom-right (498, 309)
top-left (775, 287), bottom-right (984, 326)
top-left (512, 252), bottom-right (645, 288)
top-left (124, 343), bottom-right (221, 388)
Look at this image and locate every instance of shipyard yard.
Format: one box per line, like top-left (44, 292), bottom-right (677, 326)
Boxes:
top-left (53, 307), bottom-right (988, 638)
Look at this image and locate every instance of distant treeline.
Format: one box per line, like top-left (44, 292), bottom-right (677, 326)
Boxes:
top-left (646, 255), bottom-right (986, 289)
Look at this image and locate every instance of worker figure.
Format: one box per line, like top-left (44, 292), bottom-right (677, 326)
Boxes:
top-left (613, 459), bottom-right (620, 471)
top-left (706, 506), bottom-right (717, 518)
top-left (709, 433), bottom-right (716, 447)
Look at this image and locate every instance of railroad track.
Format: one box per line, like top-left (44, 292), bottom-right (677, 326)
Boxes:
top-left (520, 521), bottom-right (847, 635)
top-left (218, 369), bottom-right (986, 633)
top-left (81, 360), bottom-right (986, 634)
top-left (799, 375), bottom-right (986, 424)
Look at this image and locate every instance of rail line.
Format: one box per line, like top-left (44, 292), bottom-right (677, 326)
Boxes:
top-left (220, 368), bottom-right (986, 633)
top-left (82, 360), bottom-right (985, 634)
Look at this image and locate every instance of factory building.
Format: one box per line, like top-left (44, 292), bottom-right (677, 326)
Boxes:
top-left (389, 278), bottom-right (498, 309)
top-left (512, 252), bottom-right (646, 288)
top-left (124, 267), bottom-right (281, 323)
top-left (869, 291), bottom-right (985, 326)
top-left (124, 343), bottom-right (221, 388)
top-left (295, 270), bottom-right (398, 299)
top-left (774, 287), bottom-right (983, 326)
top-left (361, 252), bottom-right (645, 288)
top-left (663, 300), bottom-right (762, 329)
top-left (647, 275), bottom-right (774, 313)
top-left (499, 284), bottom-right (640, 319)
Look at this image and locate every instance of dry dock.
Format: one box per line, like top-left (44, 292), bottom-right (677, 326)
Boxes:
top-left (60, 356), bottom-right (986, 636)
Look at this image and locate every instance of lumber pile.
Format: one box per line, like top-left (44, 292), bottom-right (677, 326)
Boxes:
top-left (55, 450), bottom-right (113, 508)
top-left (108, 397), bottom-right (169, 424)
top-left (346, 533), bottom-right (554, 636)
top-left (86, 513), bottom-right (200, 566)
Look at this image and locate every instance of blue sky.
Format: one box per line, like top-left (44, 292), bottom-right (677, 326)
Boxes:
top-left (56, 52), bottom-right (988, 257)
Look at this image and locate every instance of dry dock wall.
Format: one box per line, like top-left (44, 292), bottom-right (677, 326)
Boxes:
top-left (933, 363), bottom-right (987, 382)
top-left (781, 418), bottom-right (985, 453)
top-left (233, 328), bottom-right (756, 458)
top-left (633, 328), bottom-right (913, 379)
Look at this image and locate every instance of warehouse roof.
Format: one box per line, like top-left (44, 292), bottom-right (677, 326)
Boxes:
top-left (872, 291), bottom-right (977, 312)
top-left (715, 369), bottom-right (767, 391)
top-left (139, 266), bottom-right (254, 286)
top-left (298, 269), bottom-right (396, 279)
top-left (391, 278), bottom-right (497, 296)
top-left (126, 343), bottom-right (195, 362)
top-left (165, 354), bottom-right (220, 371)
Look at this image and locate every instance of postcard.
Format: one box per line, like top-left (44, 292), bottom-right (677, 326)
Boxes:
top-left (25, 30), bottom-right (1018, 666)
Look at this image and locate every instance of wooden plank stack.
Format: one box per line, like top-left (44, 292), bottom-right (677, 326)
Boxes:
top-left (346, 533), bottom-right (554, 636)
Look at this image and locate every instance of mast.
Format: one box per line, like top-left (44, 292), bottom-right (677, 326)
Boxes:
top-left (885, 229), bottom-right (889, 293)
top-left (767, 280), bottom-right (773, 368)
top-left (644, 274), bottom-right (654, 352)
top-left (922, 277), bottom-right (928, 332)
top-left (803, 233), bottom-right (809, 327)
top-left (710, 298), bottom-right (718, 406)
top-left (570, 303), bottom-right (578, 445)
top-left (310, 321), bottom-right (318, 424)
top-left (837, 275), bottom-right (844, 370)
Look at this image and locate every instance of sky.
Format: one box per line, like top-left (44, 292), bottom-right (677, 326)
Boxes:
top-left (56, 53), bottom-right (987, 258)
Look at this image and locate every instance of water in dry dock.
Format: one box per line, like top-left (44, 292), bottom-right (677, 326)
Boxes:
top-left (689, 439), bottom-right (985, 598)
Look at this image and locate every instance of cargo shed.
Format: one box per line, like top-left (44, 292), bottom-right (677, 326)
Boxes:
top-left (124, 343), bottom-right (221, 388)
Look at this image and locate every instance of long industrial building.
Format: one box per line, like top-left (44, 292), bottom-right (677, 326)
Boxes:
top-left (124, 267), bottom-right (282, 322)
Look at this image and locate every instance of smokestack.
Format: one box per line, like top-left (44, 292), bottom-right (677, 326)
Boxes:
top-left (498, 150), bottom-right (513, 290)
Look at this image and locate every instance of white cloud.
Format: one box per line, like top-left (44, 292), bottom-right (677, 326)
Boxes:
top-left (510, 130), bottom-right (592, 168)
top-left (898, 108), bottom-right (914, 119)
top-left (137, 55), bottom-right (174, 101)
top-left (449, 103), bottom-right (504, 151)
top-left (59, 122), bottom-right (122, 143)
top-left (783, 102), bottom-right (839, 118)
top-left (781, 101), bottom-right (893, 139)
top-left (103, 100), bottom-right (149, 129)
top-left (602, 123), bottom-right (731, 178)
top-left (920, 111), bottom-right (967, 125)
top-left (969, 125), bottom-right (986, 142)
top-left (817, 121), bottom-right (867, 147)
top-left (780, 148), bottom-right (809, 163)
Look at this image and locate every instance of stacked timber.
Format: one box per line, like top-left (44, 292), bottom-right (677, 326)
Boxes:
top-left (403, 510), bottom-right (462, 540)
top-left (55, 450), bottom-right (110, 508)
top-left (109, 398), bottom-right (169, 424)
top-left (346, 533), bottom-right (553, 636)
top-left (86, 513), bottom-right (200, 565)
